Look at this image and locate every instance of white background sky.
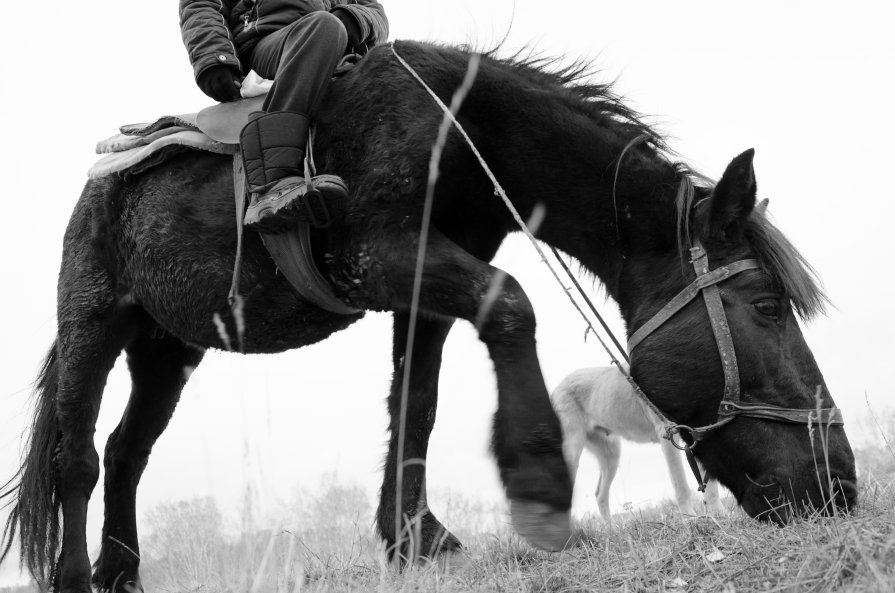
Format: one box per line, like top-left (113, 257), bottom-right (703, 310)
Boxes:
top-left (1, 0), bottom-right (893, 586)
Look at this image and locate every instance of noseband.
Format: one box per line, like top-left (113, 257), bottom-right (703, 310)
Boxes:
top-left (627, 240), bottom-right (844, 447)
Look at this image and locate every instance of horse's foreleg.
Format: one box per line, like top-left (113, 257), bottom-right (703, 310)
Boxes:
top-left (377, 313), bottom-right (459, 561)
top-left (366, 231), bottom-right (571, 552)
top-left (480, 277), bottom-right (572, 550)
top-left (92, 329), bottom-right (205, 592)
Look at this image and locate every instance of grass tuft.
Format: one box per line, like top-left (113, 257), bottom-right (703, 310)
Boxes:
top-left (130, 477), bottom-right (895, 593)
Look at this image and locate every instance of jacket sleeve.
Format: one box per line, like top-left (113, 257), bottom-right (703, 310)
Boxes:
top-left (330, 0), bottom-right (389, 52)
top-left (179, 0), bottom-right (241, 82)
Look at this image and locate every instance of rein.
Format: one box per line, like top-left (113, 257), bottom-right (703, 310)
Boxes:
top-left (390, 45), bottom-right (634, 370)
top-left (391, 46), bottom-right (844, 493)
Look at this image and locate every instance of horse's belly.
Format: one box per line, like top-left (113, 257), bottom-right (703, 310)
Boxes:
top-left (135, 277), bottom-right (363, 354)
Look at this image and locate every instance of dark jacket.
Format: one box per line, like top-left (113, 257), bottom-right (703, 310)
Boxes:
top-left (179, 0), bottom-right (389, 82)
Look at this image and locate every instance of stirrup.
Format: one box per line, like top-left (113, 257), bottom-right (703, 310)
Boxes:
top-left (243, 122), bottom-right (348, 232)
top-left (243, 175), bottom-right (348, 232)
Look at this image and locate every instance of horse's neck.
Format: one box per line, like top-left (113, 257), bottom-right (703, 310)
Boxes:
top-left (489, 115), bottom-right (680, 299)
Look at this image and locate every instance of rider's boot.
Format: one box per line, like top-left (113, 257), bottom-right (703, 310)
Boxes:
top-left (239, 111), bottom-right (348, 232)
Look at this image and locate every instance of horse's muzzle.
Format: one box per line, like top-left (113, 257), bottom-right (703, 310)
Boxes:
top-left (742, 473), bottom-right (858, 523)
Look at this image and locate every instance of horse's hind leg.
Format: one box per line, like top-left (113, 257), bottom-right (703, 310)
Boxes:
top-left (377, 313), bottom-right (459, 561)
top-left (92, 328), bottom-right (205, 592)
top-left (53, 284), bottom-right (138, 591)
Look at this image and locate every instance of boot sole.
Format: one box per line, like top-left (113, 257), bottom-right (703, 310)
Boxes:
top-left (244, 176), bottom-right (348, 233)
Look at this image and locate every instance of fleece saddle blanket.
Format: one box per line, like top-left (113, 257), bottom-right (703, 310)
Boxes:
top-left (88, 69), bottom-right (280, 179)
top-left (88, 114), bottom-right (235, 179)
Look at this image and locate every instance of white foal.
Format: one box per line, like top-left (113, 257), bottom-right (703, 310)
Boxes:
top-left (550, 366), bottom-right (724, 518)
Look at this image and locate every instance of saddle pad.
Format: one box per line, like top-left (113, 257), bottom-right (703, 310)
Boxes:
top-left (88, 130), bottom-right (235, 179)
top-left (119, 113), bottom-right (200, 136)
top-left (96, 125), bottom-right (195, 154)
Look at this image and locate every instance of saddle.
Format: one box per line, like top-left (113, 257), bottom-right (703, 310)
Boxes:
top-left (90, 96), bottom-right (359, 316)
top-left (196, 95), bottom-right (265, 144)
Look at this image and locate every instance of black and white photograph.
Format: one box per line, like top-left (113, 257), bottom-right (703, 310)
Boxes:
top-left (1, 1), bottom-right (892, 591)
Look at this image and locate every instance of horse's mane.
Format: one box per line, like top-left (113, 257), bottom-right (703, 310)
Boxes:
top-left (743, 212), bottom-right (828, 319)
top-left (410, 42), bottom-right (827, 320)
top-left (483, 46), bottom-right (667, 151)
top-left (675, 179), bottom-right (828, 320)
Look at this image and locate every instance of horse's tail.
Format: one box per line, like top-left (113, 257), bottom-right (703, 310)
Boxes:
top-left (0, 342), bottom-right (61, 583)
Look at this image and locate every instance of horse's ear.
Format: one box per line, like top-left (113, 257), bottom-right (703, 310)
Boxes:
top-left (699, 149), bottom-right (757, 237)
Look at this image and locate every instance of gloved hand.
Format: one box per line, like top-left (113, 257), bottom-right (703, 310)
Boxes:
top-left (197, 65), bottom-right (242, 103)
top-left (331, 8), bottom-right (362, 53)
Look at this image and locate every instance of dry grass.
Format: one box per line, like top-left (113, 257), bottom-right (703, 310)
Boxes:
top-left (129, 474), bottom-right (895, 593)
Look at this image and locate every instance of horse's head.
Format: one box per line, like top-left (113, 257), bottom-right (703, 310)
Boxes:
top-left (622, 149), bottom-right (856, 522)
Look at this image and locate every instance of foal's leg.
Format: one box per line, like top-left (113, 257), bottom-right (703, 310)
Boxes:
top-left (377, 314), bottom-right (459, 560)
top-left (659, 438), bottom-right (698, 515)
top-left (555, 402), bottom-right (587, 485)
top-left (92, 330), bottom-right (205, 592)
top-left (366, 230), bottom-right (571, 552)
top-left (701, 469), bottom-right (725, 515)
top-left (584, 431), bottom-right (621, 520)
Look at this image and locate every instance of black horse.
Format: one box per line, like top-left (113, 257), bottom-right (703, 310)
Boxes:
top-left (1, 40), bottom-right (855, 592)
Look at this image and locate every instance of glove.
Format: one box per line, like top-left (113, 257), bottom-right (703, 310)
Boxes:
top-left (331, 8), bottom-right (362, 52)
top-left (197, 65), bottom-right (243, 103)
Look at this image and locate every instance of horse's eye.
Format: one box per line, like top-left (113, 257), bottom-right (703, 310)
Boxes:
top-left (753, 299), bottom-right (780, 319)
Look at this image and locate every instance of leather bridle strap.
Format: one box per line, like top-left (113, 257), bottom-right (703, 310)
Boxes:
top-left (629, 240), bottom-right (844, 451)
top-left (627, 252), bottom-right (760, 352)
top-left (689, 243), bottom-right (746, 405)
top-left (718, 401), bottom-right (844, 424)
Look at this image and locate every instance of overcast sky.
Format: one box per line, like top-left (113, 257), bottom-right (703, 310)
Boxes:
top-left (1, 0), bottom-right (893, 586)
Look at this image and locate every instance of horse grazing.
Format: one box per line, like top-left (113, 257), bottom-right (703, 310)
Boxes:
top-left (551, 366), bottom-right (724, 519)
top-left (0, 39), bottom-right (856, 592)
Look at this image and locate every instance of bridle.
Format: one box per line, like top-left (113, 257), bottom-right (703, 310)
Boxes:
top-left (626, 239), bottom-right (844, 486)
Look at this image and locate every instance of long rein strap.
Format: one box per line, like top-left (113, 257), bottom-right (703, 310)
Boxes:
top-left (391, 45), bottom-right (633, 376)
top-left (391, 48), bottom-right (699, 488)
top-left (393, 44), bottom-right (700, 486)
top-left (392, 45), bottom-right (679, 442)
top-left (391, 46), bottom-right (845, 494)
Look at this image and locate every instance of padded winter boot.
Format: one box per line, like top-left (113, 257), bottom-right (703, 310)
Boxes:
top-left (240, 111), bottom-right (348, 232)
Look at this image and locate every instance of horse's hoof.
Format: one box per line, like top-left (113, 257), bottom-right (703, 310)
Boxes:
top-left (510, 500), bottom-right (572, 551)
top-left (384, 523), bottom-right (463, 566)
top-left (433, 548), bottom-right (471, 573)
